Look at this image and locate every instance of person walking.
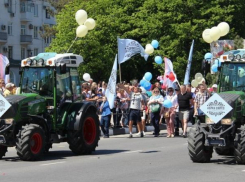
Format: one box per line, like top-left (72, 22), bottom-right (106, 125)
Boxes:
top-left (194, 84), bottom-right (210, 123)
top-left (177, 85), bottom-right (194, 138)
top-left (3, 83), bottom-right (14, 97)
top-left (128, 87), bottom-right (145, 138)
top-left (163, 87), bottom-right (178, 138)
top-left (0, 79), bottom-right (5, 96)
top-left (148, 87), bottom-right (164, 137)
top-left (100, 97), bottom-right (111, 138)
top-left (174, 87), bottom-right (181, 136)
top-left (117, 89), bottom-right (129, 127)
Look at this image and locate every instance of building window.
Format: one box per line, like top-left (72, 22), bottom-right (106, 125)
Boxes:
top-left (21, 25), bottom-right (26, 35)
top-left (7, 0), bottom-right (13, 13)
top-left (20, 2), bottom-right (26, 12)
top-left (34, 4), bottom-right (38, 17)
top-left (8, 23), bottom-right (13, 35)
top-left (34, 48), bottom-right (38, 56)
top-left (21, 47), bottom-right (26, 59)
top-left (8, 46), bottom-right (13, 59)
top-left (45, 36), bottom-right (52, 44)
top-left (46, 9), bottom-right (50, 19)
top-left (34, 26), bottom-right (38, 38)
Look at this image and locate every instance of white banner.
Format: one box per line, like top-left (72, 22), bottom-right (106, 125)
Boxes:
top-left (117, 37), bottom-right (148, 64)
top-left (105, 55), bottom-right (118, 109)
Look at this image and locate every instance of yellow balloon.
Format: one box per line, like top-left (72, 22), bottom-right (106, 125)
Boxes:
top-left (75, 10), bottom-right (87, 25)
top-left (191, 80), bottom-right (198, 88)
top-left (195, 73), bottom-right (203, 80)
top-left (210, 26), bottom-right (221, 41)
top-left (145, 44), bottom-right (154, 54)
top-left (195, 76), bottom-right (203, 83)
top-left (84, 18), bottom-right (96, 30)
top-left (218, 22), bottom-right (230, 36)
top-left (76, 25), bottom-right (88, 38)
top-left (202, 29), bottom-right (213, 43)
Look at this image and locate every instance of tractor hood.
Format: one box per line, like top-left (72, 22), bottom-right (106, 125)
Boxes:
top-left (1, 93), bottom-right (46, 120)
top-left (218, 92), bottom-right (243, 119)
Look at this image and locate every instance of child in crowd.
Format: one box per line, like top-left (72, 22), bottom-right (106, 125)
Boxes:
top-left (100, 96), bottom-right (111, 138)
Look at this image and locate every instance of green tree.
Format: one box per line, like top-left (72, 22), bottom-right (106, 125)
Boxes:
top-left (47, 0), bottom-right (245, 83)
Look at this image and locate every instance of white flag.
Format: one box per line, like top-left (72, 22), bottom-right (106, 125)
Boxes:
top-left (105, 55), bottom-right (118, 109)
top-left (117, 37), bottom-right (149, 64)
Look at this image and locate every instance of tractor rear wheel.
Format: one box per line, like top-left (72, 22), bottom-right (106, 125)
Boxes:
top-left (16, 124), bottom-right (46, 161)
top-left (188, 125), bottom-right (213, 163)
top-left (215, 147), bottom-right (234, 156)
top-left (0, 145), bottom-right (7, 159)
top-left (68, 112), bottom-right (100, 155)
top-left (234, 129), bottom-right (245, 164)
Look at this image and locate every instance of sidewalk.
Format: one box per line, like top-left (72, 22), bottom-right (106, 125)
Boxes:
top-left (108, 124), bottom-right (167, 136)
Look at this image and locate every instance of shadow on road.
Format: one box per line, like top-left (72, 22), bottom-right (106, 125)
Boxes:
top-left (2, 149), bottom-right (130, 162)
top-left (212, 156), bottom-right (237, 165)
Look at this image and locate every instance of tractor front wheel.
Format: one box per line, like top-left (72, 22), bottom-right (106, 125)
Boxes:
top-left (0, 145), bottom-right (7, 159)
top-left (188, 125), bottom-right (213, 163)
top-left (68, 112), bottom-right (100, 155)
top-left (16, 124), bottom-right (46, 161)
top-left (234, 129), bottom-right (245, 164)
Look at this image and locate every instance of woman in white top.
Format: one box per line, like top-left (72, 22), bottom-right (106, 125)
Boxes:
top-left (148, 87), bottom-right (164, 137)
top-left (162, 87), bottom-right (178, 138)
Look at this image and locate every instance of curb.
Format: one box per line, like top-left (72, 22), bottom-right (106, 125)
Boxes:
top-left (107, 124), bottom-right (167, 136)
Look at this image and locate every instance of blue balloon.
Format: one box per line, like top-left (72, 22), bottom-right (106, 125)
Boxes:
top-left (214, 58), bottom-right (221, 67)
top-left (151, 40), bottom-right (159, 49)
top-left (154, 56), bottom-right (163, 64)
top-left (212, 64), bottom-right (218, 72)
top-left (144, 72), bottom-right (152, 81)
top-left (140, 79), bottom-right (147, 86)
top-left (204, 53), bottom-right (212, 62)
top-left (143, 81), bottom-right (151, 90)
top-left (163, 100), bottom-right (173, 108)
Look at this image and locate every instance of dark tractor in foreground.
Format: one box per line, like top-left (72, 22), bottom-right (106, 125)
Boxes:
top-left (0, 53), bottom-right (100, 161)
top-left (188, 50), bottom-right (245, 164)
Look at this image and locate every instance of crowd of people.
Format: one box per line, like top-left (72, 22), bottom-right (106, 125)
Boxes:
top-left (1, 77), bottom-right (218, 139)
top-left (81, 79), bottom-right (218, 139)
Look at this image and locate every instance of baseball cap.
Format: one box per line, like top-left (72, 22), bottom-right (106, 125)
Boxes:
top-left (212, 84), bottom-right (217, 88)
top-left (5, 83), bottom-right (14, 89)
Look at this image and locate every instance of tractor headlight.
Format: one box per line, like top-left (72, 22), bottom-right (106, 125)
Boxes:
top-left (206, 117), bottom-right (214, 124)
top-left (221, 118), bottom-right (233, 125)
top-left (236, 54), bottom-right (241, 60)
top-left (4, 118), bottom-right (14, 124)
top-left (228, 53), bottom-right (234, 60)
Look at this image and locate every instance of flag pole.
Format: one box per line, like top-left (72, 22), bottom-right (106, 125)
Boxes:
top-left (117, 36), bottom-right (122, 83)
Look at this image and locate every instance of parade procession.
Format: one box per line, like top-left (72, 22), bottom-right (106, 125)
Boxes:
top-left (1, 0), bottom-right (245, 182)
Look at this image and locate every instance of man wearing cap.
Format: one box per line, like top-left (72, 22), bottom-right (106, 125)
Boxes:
top-left (4, 83), bottom-right (14, 97)
top-left (211, 84), bottom-right (218, 95)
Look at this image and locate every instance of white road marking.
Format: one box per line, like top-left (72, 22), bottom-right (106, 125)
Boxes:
top-left (40, 161), bottom-right (66, 166)
top-left (122, 150), bottom-right (143, 154)
top-left (242, 170), bottom-right (245, 172)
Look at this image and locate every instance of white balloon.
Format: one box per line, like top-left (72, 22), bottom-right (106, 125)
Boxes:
top-left (218, 22), bottom-right (230, 36)
top-left (195, 73), bottom-right (203, 80)
top-left (145, 44), bottom-right (154, 54)
top-left (75, 10), bottom-right (88, 25)
top-left (76, 25), bottom-right (88, 38)
top-left (84, 18), bottom-right (96, 30)
top-left (210, 26), bottom-right (221, 41)
top-left (202, 29), bottom-right (213, 43)
top-left (83, 73), bottom-right (91, 81)
top-left (191, 80), bottom-right (198, 88)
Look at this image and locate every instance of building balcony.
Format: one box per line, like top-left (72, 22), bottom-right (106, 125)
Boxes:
top-left (0, 32), bottom-right (7, 44)
top-left (20, 35), bottom-right (32, 44)
top-left (20, 11), bottom-right (33, 22)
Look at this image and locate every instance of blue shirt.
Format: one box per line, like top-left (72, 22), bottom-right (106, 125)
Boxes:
top-left (101, 101), bottom-right (111, 116)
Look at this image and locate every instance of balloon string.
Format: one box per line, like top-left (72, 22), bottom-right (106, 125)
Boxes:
top-left (66, 37), bottom-right (78, 53)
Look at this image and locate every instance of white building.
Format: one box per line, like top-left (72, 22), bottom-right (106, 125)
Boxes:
top-left (0, 0), bottom-right (56, 85)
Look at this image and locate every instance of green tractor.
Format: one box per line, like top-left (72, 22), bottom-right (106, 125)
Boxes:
top-left (188, 49), bottom-right (245, 164)
top-left (0, 52), bottom-right (100, 161)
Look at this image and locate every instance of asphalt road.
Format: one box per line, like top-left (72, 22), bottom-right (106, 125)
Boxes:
top-left (0, 130), bottom-right (245, 182)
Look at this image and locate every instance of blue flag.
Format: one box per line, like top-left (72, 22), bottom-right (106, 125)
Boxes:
top-left (117, 37), bottom-right (149, 64)
top-left (184, 40), bottom-right (194, 85)
top-left (105, 55), bottom-right (118, 109)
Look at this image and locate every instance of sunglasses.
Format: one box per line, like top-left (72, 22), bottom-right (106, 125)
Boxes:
top-left (154, 91), bottom-right (159, 93)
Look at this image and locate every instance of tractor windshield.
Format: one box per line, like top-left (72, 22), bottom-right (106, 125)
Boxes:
top-left (220, 63), bottom-right (245, 92)
top-left (21, 67), bottom-right (54, 97)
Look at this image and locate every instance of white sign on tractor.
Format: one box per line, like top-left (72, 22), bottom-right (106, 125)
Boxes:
top-left (0, 94), bottom-right (11, 118)
top-left (200, 93), bottom-right (232, 123)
